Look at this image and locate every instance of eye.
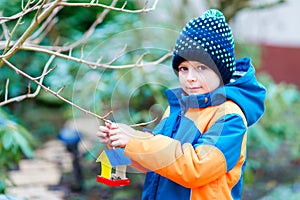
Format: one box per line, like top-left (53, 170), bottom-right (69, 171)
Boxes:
top-left (178, 66), bottom-right (188, 72)
top-left (198, 65), bottom-right (207, 71)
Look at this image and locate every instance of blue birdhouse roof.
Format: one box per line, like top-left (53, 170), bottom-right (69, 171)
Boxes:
top-left (97, 148), bottom-right (131, 167)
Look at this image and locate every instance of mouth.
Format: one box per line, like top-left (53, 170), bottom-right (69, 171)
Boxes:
top-left (187, 86), bottom-right (203, 93)
top-left (188, 86), bottom-right (202, 90)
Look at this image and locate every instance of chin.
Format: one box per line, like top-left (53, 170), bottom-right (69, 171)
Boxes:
top-left (187, 91), bottom-right (205, 95)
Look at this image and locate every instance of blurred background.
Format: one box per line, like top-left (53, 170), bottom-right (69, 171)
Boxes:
top-left (0, 0), bottom-right (300, 199)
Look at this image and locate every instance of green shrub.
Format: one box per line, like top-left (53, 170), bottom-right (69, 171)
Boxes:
top-left (0, 108), bottom-right (35, 193)
top-left (246, 73), bottom-right (300, 181)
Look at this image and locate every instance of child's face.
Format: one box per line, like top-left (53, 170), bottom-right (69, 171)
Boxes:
top-left (178, 60), bottom-right (221, 95)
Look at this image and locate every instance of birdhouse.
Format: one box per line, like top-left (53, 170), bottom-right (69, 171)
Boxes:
top-left (96, 148), bottom-right (131, 187)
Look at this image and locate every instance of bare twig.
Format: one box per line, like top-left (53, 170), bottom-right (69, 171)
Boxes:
top-left (121, 1), bottom-right (127, 9)
top-left (1, 57), bottom-right (111, 121)
top-left (34, 0), bottom-right (48, 23)
top-left (27, 81), bottom-right (31, 94)
top-left (0, 0), bottom-right (159, 25)
top-left (5, 79), bottom-right (9, 101)
top-left (130, 117), bottom-right (157, 127)
top-left (96, 56), bottom-right (103, 64)
top-left (0, 0), bottom-right (46, 24)
top-left (0, 0), bottom-right (159, 55)
top-left (0, 55), bottom-right (55, 106)
top-left (0, 0), bottom-right (162, 128)
top-left (0, 0), bottom-right (62, 67)
top-left (29, 6), bottom-right (63, 42)
top-left (57, 0), bottom-right (159, 13)
top-left (31, 17), bottom-right (58, 44)
top-left (59, 0), bottom-right (118, 52)
top-left (56, 85), bottom-right (65, 94)
top-left (40, 17), bottom-right (58, 41)
top-left (105, 44), bottom-right (128, 65)
top-left (80, 44), bottom-right (86, 60)
top-left (135, 52), bottom-right (148, 65)
top-left (32, 65), bottom-right (57, 80)
top-left (102, 110), bottom-right (113, 119)
top-left (0, 12), bottom-right (10, 41)
top-left (17, 45), bottom-right (172, 69)
top-left (1, 52), bottom-right (163, 126)
top-left (0, 0), bottom-right (118, 63)
top-left (2, 0), bottom-right (32, 55)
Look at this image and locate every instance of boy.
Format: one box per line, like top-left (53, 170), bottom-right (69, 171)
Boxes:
top-left (97, 9), bottom-right (266, 200)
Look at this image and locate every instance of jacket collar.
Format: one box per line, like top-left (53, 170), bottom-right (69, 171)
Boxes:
top-left (165, 88), bottom-right (226, 111)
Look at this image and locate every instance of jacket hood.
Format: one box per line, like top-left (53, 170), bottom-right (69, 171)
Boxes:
top-left (165, 57), bottom-right (266, 127)
top-left (224, 57), bottom-right (266, 126)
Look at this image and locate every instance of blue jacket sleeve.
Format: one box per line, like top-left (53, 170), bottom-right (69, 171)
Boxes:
top-left (195, 113), bottom-right (247, 171)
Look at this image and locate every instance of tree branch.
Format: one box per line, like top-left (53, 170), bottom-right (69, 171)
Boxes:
top-left (59, 0), bottom-right (118, 52)
top-left (0, 0), bottom-right (46, 24)
top-left (0, 12), bottom-right (10, 41)
top-left (16, 45), bottom-right (172, 69)
top-left (29, 6), bottom-right (63, 43)
top-left (130, 117), bottom-right (158, 127)
top-left (0, 0), bottom-right (62, 67)
top-left (57, 0), bottom-right (159, 13)
top-left (5, 79), bottom-right (9, 101)
top-left (1, 57), bottom-right (113, 122)
top-left (0, 55), bottom-right (55, 106)
top-left (0, 0), bottom-right (160, 59)
top-left (2, 0), bottom-right (33, 55)
top-left (0, 0), bottom-right (159, 24)
top-left (0, 0), bottom-right (162, 128)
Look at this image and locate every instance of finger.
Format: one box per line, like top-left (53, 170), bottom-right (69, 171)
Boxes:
top-left (99, 129), bottom-right (109, 137)
top-left (105, 121), bottom-right (112, 129)
top-left (100, 138), bottom-right (110, 145)
top-left (108, 128), bottom-right (121, 136)
top-left (99, 126), bottom-right (109, 133)
top-left (96, 131), bottom-right (107, 138)
top-left (111, 140), bottom-right (123, 147)
top-left (97, 128), bottom-right (109, 136)
top-left (109, 134), bottom-right (119, 142)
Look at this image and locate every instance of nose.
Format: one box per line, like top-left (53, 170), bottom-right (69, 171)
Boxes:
top-left (186, 69), bottom-right (197, 82)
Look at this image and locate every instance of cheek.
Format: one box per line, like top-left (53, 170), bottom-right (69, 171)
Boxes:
top-left (208, 74), bottom-right (221, 89)
top-left (178, 74), bottom-right (188, 89)
top-left (178, 73), bottom-right (185, 83)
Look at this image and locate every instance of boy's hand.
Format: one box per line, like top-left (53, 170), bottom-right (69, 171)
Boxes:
top-left (96, 122), bottom-right (113, 147)
top-left (108, 123), bottom-right (132, 148)
top-left (97, 122), bottom-right (153, 148)
top-left (109, 123), bottom-right (153, 147)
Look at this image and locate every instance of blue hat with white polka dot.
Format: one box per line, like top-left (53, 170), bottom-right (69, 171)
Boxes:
top-left (172, 9), bottom-right (236, 84)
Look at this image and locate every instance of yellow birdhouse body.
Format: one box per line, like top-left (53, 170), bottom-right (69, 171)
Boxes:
top-left (100, 164), bottom-right (112, 179)
top-left (96, 151), bottom-right (112, 179)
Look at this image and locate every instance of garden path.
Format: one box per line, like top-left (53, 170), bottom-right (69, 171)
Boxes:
top-left (5, 117), bottom-right (100, 200)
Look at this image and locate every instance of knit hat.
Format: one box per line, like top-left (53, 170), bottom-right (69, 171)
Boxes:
top-left (172, 9), bottom-right (236, 84)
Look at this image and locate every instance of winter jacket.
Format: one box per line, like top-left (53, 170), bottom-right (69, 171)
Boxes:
top-left (124, 57), bottom-right (266, 200)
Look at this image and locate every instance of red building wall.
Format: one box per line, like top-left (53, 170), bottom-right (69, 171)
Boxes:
top-left (260, 44), bottom-right (300, 88)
